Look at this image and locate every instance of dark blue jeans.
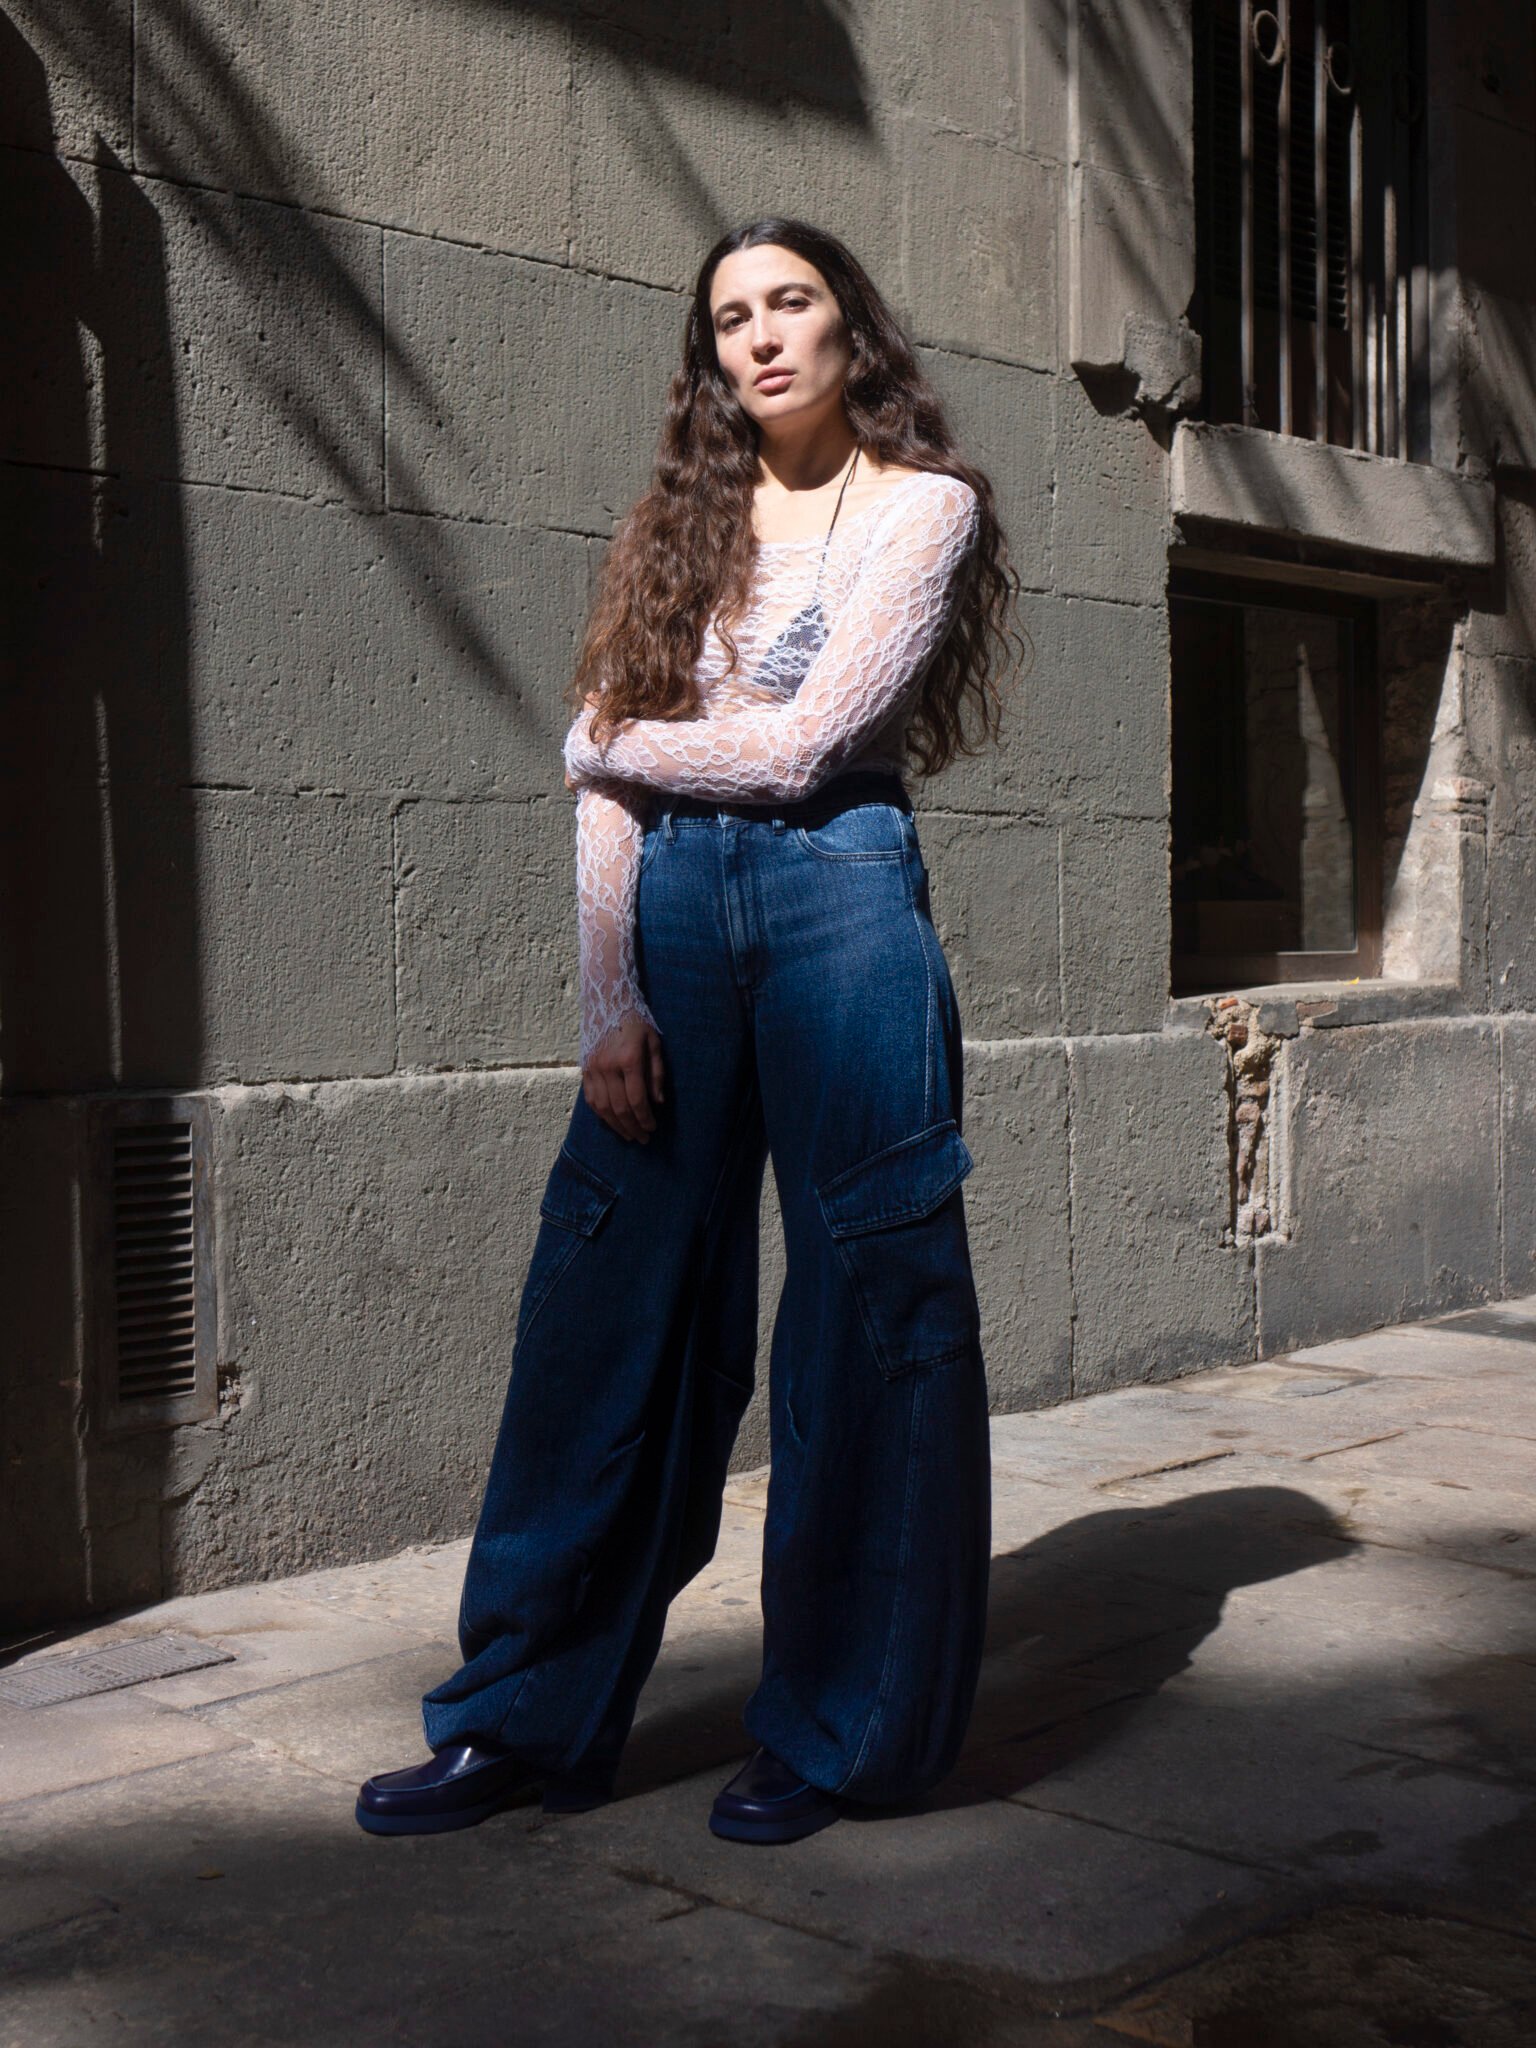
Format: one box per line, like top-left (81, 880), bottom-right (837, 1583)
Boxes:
top-left (421, 770), bottom-right (992, 1805)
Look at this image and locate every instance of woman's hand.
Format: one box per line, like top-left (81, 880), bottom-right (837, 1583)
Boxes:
top-left (582, 1011), bottom-right (667, 1143)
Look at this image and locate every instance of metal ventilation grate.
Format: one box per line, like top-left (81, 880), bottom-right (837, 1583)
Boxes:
top-left (113, 1122), bottom-right (198, 1402)
top-left (91, 1095), bottom-right (216, 1431)
top-left (0, 1633), bottom-right (236, 1709)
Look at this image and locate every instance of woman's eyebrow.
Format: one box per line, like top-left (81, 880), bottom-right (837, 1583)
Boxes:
top-left (711, 279), bottom-right (824, 321)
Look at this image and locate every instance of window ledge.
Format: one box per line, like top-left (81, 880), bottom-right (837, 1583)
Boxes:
top-left (1166, 979), bottom-right (1470, 1039)
top-left (1170, 422), bottom-right (1495, 570)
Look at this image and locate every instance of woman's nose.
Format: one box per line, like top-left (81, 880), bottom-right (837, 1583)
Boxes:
top-left (751, 320), bottom-right (781, 358)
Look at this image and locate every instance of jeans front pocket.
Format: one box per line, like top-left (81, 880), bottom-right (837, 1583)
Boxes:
top-left (636, 816), bottom-right (665, 874)
top-left (816, 1118), bottom-right (981, 1379)
top-left (515, 1144), bottom-right (620, 1351)
top-left (794, 801), bottom-right (911, 861)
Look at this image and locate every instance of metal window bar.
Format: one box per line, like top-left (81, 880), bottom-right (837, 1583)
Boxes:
top-left (1276, 1), bottom-right (1292, 434)
top-left (1350, 73), bottom-right (1365, 448)
top-left (1240, 0), bottom-right (1256, 422)
top-left (1312, 4), bottom-right (1327, 438)
top-left (1197, 0), bottom-right (1423, 456)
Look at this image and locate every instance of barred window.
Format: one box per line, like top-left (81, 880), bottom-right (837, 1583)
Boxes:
top-left (1192, 0), bottom-right (1428, 456)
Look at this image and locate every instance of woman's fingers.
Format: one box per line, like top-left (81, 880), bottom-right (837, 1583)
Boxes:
top-left (589, 1063), bottom-right (632, 1142)
top-left (582, 1015), bottom-right (665, 1142)
top-left (647, 1028), bottom-right (666, 1105)
top-left (592, 1067), bottom-right (641, 1143)
top-left (622, 1055), bottom-right (657, 1136)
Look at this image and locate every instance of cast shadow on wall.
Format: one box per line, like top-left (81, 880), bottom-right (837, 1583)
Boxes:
top-left (1, 16), bottom-right (196, 1621)
top-left (0, 0), bottom-right (870, 1630)
top-left (1, 23), bottom-right (198, 1095)
top-left (495, 0), bottom-right (871, 119)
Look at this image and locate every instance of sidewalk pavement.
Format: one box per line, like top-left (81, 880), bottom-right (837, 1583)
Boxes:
top-left (4, 1300), bottom-right (1536, 2047)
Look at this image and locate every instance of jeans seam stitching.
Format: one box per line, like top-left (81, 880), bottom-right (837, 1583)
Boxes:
top-left (900, 843), bottom-right (936, 1128)
top-left (833, 1238), bottom-right (899, 1380)
top-left (795, 838), bottom-right (906, 863)
top-left (698, 1067), bottom-right (767, 1247)
top-left (718, 824), bottom-right (750, 990)
top-left (511, 1231), bottom-right (585, 1356)
top-left (834, 1371), bottom-right (926, 1794)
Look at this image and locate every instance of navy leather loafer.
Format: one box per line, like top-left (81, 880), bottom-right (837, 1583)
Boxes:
top-left (355, 1742), bottom-right (541, 1836)
top-left (709, 1747), bottom-right (841, 1844)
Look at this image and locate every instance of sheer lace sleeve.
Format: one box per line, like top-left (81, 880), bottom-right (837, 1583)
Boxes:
top-left (575, 779), bottom-right (662, 1066)
top-left (562, 473), bottom-right (979, 802)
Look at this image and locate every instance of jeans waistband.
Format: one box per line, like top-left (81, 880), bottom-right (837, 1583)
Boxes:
top-left (660, 769), bottom-right (913, 829)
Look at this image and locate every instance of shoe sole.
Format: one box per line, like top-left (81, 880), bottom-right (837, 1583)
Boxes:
top-left (708, 1802), bottom-right (841, 1845)
top-left (354, 1783), bottom-right (540, 1837)
top-left (541, 1782), bottom-right (611, 1814)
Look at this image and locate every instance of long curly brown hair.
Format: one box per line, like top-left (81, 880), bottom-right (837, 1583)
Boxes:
top-left (568, 217), bottom-right (1029, 777)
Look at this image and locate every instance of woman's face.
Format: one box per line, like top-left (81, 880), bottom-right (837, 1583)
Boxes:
top-left (707, 244), bottom-right (853, 438)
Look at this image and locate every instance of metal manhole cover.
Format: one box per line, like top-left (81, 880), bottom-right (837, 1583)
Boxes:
top-left (0, 1632), bottom-right (236, 1708)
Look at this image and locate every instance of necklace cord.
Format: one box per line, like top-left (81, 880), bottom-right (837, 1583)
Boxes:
top-left (813, 445), bottom-right (860, 603)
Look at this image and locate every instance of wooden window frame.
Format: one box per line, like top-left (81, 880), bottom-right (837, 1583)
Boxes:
top-left (1170, 565), bottom-right (1383, 995)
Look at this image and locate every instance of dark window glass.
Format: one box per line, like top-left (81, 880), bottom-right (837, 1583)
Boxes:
top-left (1171, 573), bottom-right (1381, 992)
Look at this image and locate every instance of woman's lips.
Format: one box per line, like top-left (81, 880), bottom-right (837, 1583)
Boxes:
top-left (754, 370), bottom-right (793, 392)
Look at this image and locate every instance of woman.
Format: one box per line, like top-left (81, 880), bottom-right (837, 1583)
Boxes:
top-left (356, 218), bottom-right (1024, 1847)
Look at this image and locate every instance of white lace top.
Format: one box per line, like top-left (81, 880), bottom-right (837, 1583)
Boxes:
top-left (561, 468), bottom-right (980, 1064)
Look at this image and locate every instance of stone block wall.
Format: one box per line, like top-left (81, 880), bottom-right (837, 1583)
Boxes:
top-left (3, 0), bottom-right (1534, 1623)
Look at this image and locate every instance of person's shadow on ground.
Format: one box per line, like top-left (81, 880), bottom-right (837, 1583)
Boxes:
top-left (617, 1485), bottom-right (1354, 1807)
top-left (934, 1484), bottom-right (1355, 1809)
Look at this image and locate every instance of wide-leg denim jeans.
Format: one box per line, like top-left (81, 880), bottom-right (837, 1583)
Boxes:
top-left (421, 769), bottom-right (992, 1806)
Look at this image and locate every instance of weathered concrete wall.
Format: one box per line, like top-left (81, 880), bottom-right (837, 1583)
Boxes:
top-left (1254, 1018), bottom-right (1505, 1354)
top-left (3, 0), bottom-right (1535, 1623)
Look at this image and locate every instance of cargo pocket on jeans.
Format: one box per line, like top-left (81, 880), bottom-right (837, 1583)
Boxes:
top-left (816, 1119), bottom-right (980, 1380)
top-left (514, 1144), bottom-right (620, 1350)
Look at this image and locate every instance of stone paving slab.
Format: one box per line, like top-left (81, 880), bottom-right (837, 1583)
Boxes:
top-left (1095, 1904), bottom-right (1536, 2048)
top-left (611, 1626), bottom-right (769, 1798)
top-left (0, 1874), bottom-right (109, 1948)
top-left (991, 1355), bottom-right (1536, 1484)
top-left (268, 1538), bottom-right (475, 1638)
top-left (3, 1295), bottom-right (1535, 2042)
top-left (24, 1581), bottom-right (443, 1711)
top-left (1172, 1366), bottom-right (1536, 1448)
top-left (1153, 1524), bottom-right (1524, 1656)
top-left (1005, 1682), bottom-right (1528, 1897)
top-left (1298, 1420), bottom-right (1536, 1491)
top-left (549, 1759), bottom-right (1290, 1998)
top-left (1285, 1313), bottom-right (1536, 1379)
top-left (193, 1640), bottom-right (463, 1786)
top-left (1154, 1629), bottom-right (1536, 1795)
top-left (0, 1692), bottom-right (247, 1808)
top-left (1104, 1454), bottom-right (1536, 1575)
top-left (0, 1751), bottom-right (1111, 2048)
top-left (267, 1502), bottom-right (768, 1644)
top-left (0, 1749), bottom-right (703, 2048)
